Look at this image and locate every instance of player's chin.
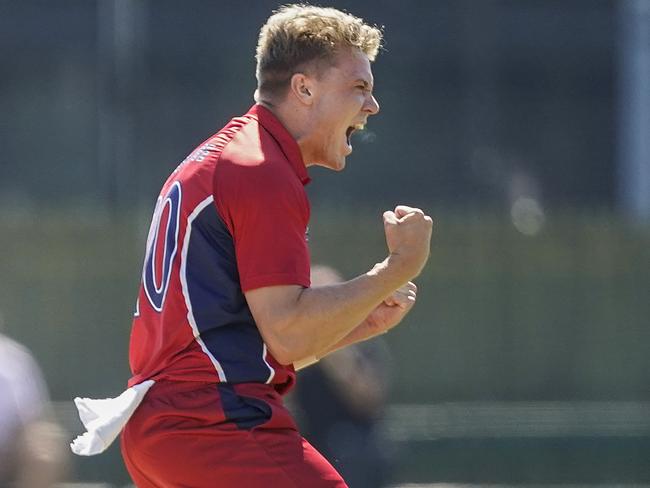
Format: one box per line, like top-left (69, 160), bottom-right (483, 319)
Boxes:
top-left (319, 148), bottom-right (349, 171)
top-left (333, 146), bottom-right (352, 171)
top-left (325, 154), bottom-right (347, 171)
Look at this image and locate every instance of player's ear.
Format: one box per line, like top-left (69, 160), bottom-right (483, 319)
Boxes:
top-left (290, 73), bottom-right (314, 106)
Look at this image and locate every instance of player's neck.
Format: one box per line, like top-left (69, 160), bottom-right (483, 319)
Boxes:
top-left (256, 98), bottom-right (312, 166)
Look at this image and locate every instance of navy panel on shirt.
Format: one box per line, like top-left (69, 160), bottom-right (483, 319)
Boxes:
top-left (217, 383), bottom-right (272, 429)
top-left (185, 201), bottom-right (272, 383)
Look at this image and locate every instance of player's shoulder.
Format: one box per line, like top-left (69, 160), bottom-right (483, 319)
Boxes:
top-left (220, 116), bottom-right (289, 171)
top-left (215, 121), bottom-right (297, 195)
top-left (170, 114), bottom-right (256, 177)
top-left (156, 115), bottom-right (259, 198)
top-left (173, 107), bottom-right (292, 178)
top-left (163, 111), bottom-right (299, 205)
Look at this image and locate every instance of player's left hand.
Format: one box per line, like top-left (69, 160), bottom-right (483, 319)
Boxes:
top-left (363, 281), bottom-right (417, 338)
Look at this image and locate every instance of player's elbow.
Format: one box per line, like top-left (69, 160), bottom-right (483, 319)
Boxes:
top-left (258, 319), bottom-right (308, 366)
top-left (263, 331), bottom-right (305, 366)
top-left (245, 285), bottom-right (308, 365)
top-left (264, 340), bottom-right (295, 366)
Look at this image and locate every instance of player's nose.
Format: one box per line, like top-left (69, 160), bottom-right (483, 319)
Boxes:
top-left (364, 94), bottom-right (380, 115)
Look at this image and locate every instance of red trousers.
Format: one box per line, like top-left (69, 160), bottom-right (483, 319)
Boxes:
top-left (121, 380), bottom-right (347, 488)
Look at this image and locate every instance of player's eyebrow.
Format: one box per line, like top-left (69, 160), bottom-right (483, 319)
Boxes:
top-left (354, 78), bottom-right (373, 91)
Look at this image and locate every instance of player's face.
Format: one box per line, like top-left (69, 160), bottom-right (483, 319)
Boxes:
top-left (305, 48), bottom-right (380, 171)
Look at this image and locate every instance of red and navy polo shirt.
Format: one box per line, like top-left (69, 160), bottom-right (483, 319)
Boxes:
top-left (127, 104), bottom-right (311, 393)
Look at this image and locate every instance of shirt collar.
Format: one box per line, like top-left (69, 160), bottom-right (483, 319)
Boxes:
top-left (245, 104), bottom-right (311, 185)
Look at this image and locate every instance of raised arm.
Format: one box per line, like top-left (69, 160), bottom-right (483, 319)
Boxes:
top-left (245, 205), bottom-right (433, 365)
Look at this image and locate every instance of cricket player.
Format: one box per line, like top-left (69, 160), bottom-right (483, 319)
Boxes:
top-left (120, 5), bottom-right (433, 487)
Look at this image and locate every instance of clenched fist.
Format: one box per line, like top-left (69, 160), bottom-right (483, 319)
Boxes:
top-left (383, 205), bottom-right (433, 281)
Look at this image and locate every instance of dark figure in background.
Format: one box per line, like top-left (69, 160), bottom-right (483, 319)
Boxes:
top-left (295, 265), bottom-right (393, 488)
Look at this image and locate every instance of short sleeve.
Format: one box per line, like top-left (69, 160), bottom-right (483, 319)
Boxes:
top-left (213, 159), bottom-right (311, 292)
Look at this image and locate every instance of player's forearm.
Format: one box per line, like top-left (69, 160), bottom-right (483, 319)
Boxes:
top-left (293, 319), bottom-right (371, 370)
top-left (297, 279), bottom-right (419, 367)
top-left (314, 317), bottom-right (377, 359)
top-left (262, 256), bottom-right (408, 364)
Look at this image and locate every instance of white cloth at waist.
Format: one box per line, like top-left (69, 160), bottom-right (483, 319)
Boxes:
top-left (70, 380), bottom-right (155, 456)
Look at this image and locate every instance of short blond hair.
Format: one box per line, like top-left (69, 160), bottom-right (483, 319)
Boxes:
top-left (255, 4), bottom-right (383, 99)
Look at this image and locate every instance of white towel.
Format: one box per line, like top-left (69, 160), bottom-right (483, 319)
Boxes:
top-left (70, 379), bottom-right (155, 456)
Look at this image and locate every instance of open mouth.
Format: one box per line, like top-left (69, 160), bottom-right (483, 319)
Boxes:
top-left (345, 126), bottom-right (355, 146)
top-left (345, 124), bottom-right (365, 147)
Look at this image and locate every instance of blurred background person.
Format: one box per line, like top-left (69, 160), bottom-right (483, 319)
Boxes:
top-left (0, 312), bottom-right (68, 487)
top-left (292, 265), bottom-right (394, 488)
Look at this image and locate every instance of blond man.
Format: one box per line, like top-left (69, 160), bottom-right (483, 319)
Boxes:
top-left (119, 5), bottom-right (432, 487)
